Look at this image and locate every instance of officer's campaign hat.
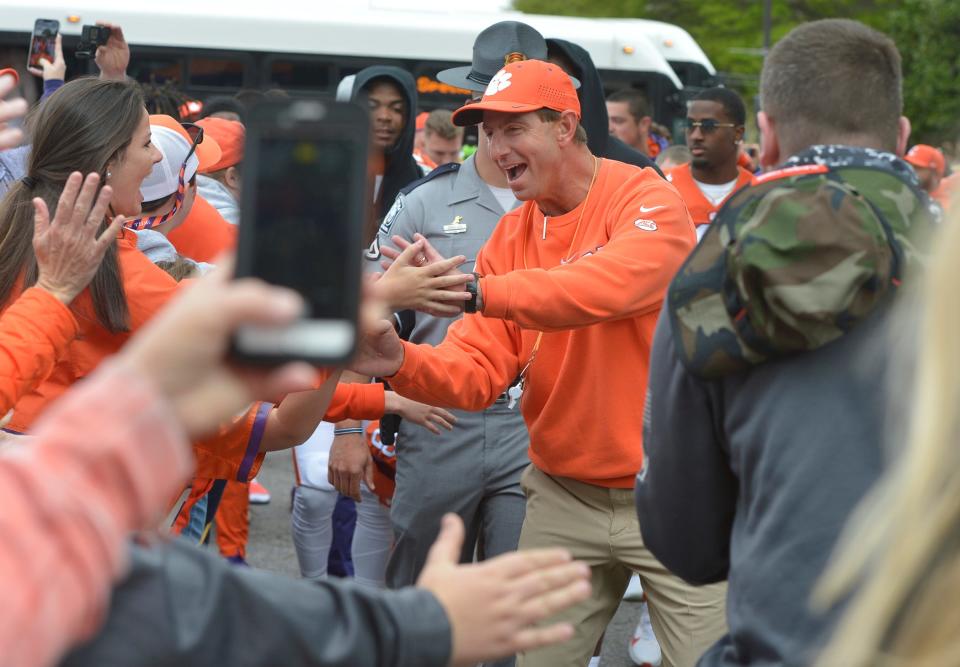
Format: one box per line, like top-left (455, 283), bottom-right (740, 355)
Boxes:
top-left (437, 21), bottom-right (549, 92)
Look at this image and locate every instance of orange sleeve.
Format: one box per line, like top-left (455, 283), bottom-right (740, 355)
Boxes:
top-left (479, 174), bottom-right (695, 332)
top-left (323, 382), bottom-right (386, 422)
top-left (167, 194), bottom-right (237, 263)
top-left (388, 239), bottom-right (527, 411)
top-left (192, 402), bottom-right (271, 482)
top-left (0, 287), bottom-right (79, 415)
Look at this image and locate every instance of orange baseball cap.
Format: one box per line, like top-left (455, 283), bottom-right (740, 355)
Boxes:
top-left (905, 144), bottom-right (945, 177)
top-left (150, 114), bottom-right (221, 170)
top-left (196, 117), bottom-right (244, 172)
top-left (451, 59), bottom-right (580, 127)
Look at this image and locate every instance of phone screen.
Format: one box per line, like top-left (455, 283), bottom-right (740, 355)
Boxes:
top-left (250, 133), bottom-right (356, 320)
top-left (29, 19), bottom-right (58, 68)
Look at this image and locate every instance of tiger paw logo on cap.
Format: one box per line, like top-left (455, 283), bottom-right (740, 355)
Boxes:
top-left (485, 69), bottom-right (513, 96)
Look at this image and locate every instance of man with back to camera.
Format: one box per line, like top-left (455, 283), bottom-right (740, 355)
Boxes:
top-left (667, 87), bottom-right (753, 241)
top-left (352, 58), bottom-right (727, 667)
top-left (635, 19), bottom-right (939, 667)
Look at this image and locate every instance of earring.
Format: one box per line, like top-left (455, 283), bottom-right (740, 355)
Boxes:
top-left (106, 171), bottom-right (112, 181)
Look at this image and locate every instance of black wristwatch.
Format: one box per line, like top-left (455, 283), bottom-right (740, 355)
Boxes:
top-left (465, 272), bottom-right (481, 313)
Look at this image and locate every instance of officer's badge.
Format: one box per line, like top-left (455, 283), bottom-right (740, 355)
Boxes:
top-left (443, 215), bottom-right (467, 234)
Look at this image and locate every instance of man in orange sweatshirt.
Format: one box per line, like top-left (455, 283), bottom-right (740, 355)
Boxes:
top-left (354, 59), bottom-right (726, 667)
top-left (667, 87), bottom-right (753, 242)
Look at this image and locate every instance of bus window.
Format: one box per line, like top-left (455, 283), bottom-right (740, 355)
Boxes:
top-left (268, 58), bottom-right (331, 91)
top-left (189, 57), bottom-right (245, 88)
top-left (128, 56), bottom-right (183, 85)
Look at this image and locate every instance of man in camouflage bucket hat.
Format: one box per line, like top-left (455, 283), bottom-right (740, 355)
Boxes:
top-left (635, 19), bottom-right (936, 667)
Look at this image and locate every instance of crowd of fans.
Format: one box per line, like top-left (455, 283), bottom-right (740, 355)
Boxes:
top-left (1, 12), bottom-right (958, 667)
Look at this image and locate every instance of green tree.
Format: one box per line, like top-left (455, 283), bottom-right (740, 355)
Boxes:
top-left (511, 0), bottom-right (960, 146)
top-left (886, 0), bottom-right (960, 145)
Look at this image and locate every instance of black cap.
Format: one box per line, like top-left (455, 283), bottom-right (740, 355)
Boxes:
top-left (437, 21), bottom-right (549, 92)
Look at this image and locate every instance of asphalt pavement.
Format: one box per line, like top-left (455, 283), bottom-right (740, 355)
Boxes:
top-left (244, 451), bottom-right (644, 667)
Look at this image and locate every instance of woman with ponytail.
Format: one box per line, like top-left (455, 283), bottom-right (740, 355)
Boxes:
top-left (0, 77), bottom-right (183, 432)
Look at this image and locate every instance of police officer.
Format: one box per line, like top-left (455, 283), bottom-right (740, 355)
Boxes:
top-left (361, 22), bottom-right (540, 622)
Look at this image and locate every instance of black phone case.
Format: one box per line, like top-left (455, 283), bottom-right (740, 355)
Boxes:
top-left (231, 98), bottom-right (370, 367)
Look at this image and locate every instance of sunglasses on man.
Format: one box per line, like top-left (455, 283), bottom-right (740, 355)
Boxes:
top-left (126, 123), bottom-right (204, 231)
top-left (682, 119), bottom-right (738, 133)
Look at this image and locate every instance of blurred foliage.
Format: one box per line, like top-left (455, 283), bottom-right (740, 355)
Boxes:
top-left (885, 0), bottom-right (960, 145)
top-left (513, 0), bottom-right (959, 146)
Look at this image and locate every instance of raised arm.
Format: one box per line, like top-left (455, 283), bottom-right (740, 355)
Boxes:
top-left (0, 172), bottom-right (124, 414)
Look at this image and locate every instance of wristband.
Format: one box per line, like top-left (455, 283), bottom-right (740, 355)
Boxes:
top-left (465, 272), bottom-right (481, 314)
top-left (333, 427), bottom-right (364, 436)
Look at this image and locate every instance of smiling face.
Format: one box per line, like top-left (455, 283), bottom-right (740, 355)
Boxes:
top-left (105, 109), bottom-right (162, 216)
top-left (365, 79), bottom-right (406, 152)
top-left (482, 110), bottom-right (563, 204)
top-left (685, 100), bottom-right (743, 173)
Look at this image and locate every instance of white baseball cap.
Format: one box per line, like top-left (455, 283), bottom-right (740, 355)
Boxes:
top-left (140, 115), bottom-right (221, 202)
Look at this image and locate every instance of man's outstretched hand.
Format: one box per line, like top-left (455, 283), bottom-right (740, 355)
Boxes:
top-left (349, 298), bottom-right (405, 379)
top-left (417, 514), bottom-right (591, 666)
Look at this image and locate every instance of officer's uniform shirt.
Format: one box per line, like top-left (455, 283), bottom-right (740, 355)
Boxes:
top-left (363, 155), bottom-right (519, 347)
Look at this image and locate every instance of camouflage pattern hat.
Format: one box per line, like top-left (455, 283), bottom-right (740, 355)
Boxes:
top-left (669, 165), bottom-right (905, 379)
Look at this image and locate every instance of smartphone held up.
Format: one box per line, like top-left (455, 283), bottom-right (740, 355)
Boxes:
top-left (28, 18), bottom-right (59, 69)
top-left (232, 99), bottom-right (370, 367)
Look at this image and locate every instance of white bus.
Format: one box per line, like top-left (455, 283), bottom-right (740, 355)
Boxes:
top-left (0, 1), bottom-right (716, 126)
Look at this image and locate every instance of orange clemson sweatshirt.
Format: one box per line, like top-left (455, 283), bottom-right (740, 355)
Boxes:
top-left (388, 159), bottom-right (695, 488)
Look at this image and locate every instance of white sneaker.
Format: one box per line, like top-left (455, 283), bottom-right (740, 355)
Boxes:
top-left (623, 574), bottom-right (644, 601)
top-left (628, 601), bottom-right (662, 667)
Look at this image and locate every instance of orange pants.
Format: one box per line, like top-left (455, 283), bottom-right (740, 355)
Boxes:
top-left (215, 480), bottom-right (250, 559)
top-left (173, 477), bottom-right (250, 559)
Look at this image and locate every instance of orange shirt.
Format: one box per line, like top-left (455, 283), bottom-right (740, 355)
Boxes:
top-left (324, 382), bottom-right (386, 423)
top-left (389, 159), bottom-right (695, 488)
top-left (0, 287), bottom-right (78, 415)
top-left (5, 232), bottom-right (269, 484)
top-left (668, 162), bottom-right (753, 228)
top-left (9, 231), bottom-right (181, 432)
top-left (167, 194), bottom-right (237, 263)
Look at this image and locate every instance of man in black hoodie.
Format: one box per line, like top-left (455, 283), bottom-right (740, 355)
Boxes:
top-left (347, 66), bottom-right (422, 251)
top-left (635, 19), bottom-right (937, 667)
top-left (546, 39), bottom-right (662, 177)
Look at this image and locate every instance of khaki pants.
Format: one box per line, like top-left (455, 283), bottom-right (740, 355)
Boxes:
top-left (516, 465), bottom-right (727, 667)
